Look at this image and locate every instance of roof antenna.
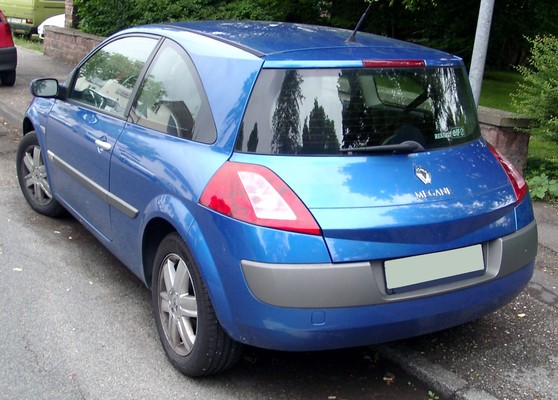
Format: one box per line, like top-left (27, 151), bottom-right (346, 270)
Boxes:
top-left (346, 1), bottom-right (374, 43)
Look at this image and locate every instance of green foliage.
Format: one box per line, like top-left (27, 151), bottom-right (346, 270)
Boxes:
top-left (75, 0), bottom-right (322, 36)
top-left (427, 390), bottom-right (440, 400)
top-left (487, 0), bottom-right (558, 68)
top-left (526, 170), bottom-right (558, 201)
top-left (74, 0), bottom-right (140, 36)
top-left (513, 35), bottom-right (558, 142)
top-left (525, 134), bottom-right (558, 202)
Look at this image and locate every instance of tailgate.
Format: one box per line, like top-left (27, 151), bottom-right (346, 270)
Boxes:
top-left (232, 140), bottom-right (518, 262)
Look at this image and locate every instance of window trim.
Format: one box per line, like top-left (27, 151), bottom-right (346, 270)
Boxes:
top-left (65, 33), bottom-right (163, 120)
top-left (127, 37), bottom-right (218, 144)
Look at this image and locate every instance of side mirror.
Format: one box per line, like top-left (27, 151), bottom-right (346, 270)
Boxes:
top-left (30, 78), bottom-right (64, 98)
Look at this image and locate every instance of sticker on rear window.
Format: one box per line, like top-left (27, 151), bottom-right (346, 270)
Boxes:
top-left (435, 127), bottom-right (465, 140)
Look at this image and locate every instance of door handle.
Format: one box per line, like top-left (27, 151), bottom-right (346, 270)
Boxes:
top-left (95, 139), bottom-right (112, 151)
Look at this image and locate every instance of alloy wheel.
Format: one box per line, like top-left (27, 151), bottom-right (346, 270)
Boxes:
top-left (157, 253), bottom-right (198, 356)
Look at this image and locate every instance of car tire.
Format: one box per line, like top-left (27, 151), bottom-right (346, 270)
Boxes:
top-left (152, 232), bottom-right (242, 376)
top-left (16, 131), bottom-right (64, 217)
top-left (0, 70), bottom-right (16, 86)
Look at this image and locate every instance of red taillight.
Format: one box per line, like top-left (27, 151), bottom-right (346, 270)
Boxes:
top-left (200, 162), bottom-right (321, 235)
top-left (363, 59), bottom-right (426, 68)
top-left (1, 20), bottom-right (13, 44)
top-left (489, 144), bottom-right (528, 202)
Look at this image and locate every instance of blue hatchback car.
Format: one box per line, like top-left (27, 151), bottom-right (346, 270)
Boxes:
top-left (17, 21), bottom-right (538, 376)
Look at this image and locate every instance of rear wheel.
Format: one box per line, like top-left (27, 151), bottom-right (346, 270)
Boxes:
top-left (16, 131), bottom-right (64, 217)
top-left (151, 232), bottom-right (242, 376)
top-left (0, 70), bottom-right (16, 86)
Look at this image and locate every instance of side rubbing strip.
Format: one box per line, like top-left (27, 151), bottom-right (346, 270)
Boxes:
top-left (47, 150), bottom-right (139, 218)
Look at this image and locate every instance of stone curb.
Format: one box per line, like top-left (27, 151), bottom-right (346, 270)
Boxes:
top-left (375, 345), bottom-right (499, 400)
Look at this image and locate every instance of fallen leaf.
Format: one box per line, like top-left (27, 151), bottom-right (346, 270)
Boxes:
top-left (383, 371), bottom-right (396, 385)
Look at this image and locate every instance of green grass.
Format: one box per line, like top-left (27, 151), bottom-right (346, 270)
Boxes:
top-left (526, 135), bottom-right (558, 173)
top-left (13, 35), bottom-right (44, 53)
top-left (478, 70), bottom-right (523, 112)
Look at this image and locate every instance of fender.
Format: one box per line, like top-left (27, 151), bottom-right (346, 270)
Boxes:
top-left (116, 193), bottom-right (240, 338)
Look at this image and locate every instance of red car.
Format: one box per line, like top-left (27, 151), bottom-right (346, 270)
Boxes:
top-left (0, 9), bottom-right (16, 86)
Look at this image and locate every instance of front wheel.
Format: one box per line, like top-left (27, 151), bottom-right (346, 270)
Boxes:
top-left (16, 131), bottom-right (64, 217)
top-left (151, 232), bottom-right (242, 376)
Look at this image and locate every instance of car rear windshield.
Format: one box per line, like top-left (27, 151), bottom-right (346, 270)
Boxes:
top-left (236, 67), bottom-right (480, 155)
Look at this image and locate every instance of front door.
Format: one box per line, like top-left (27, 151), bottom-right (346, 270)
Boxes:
top-left (44, 35), bottom-right (159, 239)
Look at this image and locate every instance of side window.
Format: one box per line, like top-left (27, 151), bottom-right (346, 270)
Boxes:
top-left (70, 36), bottom-right (158, 116)
top-left (130, 40), bottom-right (216, 143)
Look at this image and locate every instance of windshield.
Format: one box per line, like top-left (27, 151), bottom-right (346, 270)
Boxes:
top-left (236, 67), bottom-right (480, 155)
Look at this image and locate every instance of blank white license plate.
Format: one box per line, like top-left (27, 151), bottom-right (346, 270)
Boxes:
top-left (384, 245), bottom-right (484, 290)
top-left (8, 17), bottom-right (26, 24)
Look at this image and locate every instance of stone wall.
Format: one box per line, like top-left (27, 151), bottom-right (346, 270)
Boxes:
top-left (478, 106), bottom-right (531, 172)
top-left (64, 0), bottom-right (79, 29)
top-left (43, 26), bottom-right (104, 66)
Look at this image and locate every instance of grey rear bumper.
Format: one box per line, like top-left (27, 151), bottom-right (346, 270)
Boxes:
top-left (241, 221), bottom-right (538, 308)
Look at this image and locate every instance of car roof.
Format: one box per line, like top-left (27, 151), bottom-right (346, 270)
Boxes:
top-left (151, 20), bottom-right (463, 67)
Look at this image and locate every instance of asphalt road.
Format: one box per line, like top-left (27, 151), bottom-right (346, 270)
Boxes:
top-left (1, 46), bottom-right (558, 400)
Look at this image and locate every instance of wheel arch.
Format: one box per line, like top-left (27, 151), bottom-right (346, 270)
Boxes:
top-left (23, 117), bottom-right (35, 135)
top-left (140, 209), bottom-right (239, 340)
top-left (142, 217), bottom-right (176, 290)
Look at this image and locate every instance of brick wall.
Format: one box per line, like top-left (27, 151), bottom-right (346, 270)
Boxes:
top-left (43, 26), bottom-right (104, 65)
top-left (478, 106), bottom-right (532, 172)
top-left (65, 0), bottom-right (77, 28)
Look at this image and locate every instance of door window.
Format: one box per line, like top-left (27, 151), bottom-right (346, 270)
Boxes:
top-left (130, 40), bottom-right (216, 143)
top-left (70, 36), bottom-right (158, 116)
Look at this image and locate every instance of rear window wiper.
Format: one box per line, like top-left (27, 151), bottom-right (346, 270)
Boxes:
top-left (339, 141), bottom-right (425, 155)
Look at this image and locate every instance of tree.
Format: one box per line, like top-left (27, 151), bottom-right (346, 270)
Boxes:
top-left (247, 123), bottom-right (260, 152)
top-left (235, 122), bottom-right (260, 152)
top-left (271, 70), bottom-right (304, 154)
top-left (513, 35), bottom-right (558, 141)
top-left (340, 71), bottom-right (373, 149)
top-left (302, 99), bottom-right (339, 153)
top-left (488, 0), bottom-right (558, 68)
